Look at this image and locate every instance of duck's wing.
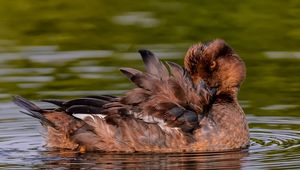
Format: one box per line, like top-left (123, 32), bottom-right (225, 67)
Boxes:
top-left (13, 50), bottom-right (215, 151)
top-left (58, 50), bottom-right (215, 133)
top-left (118, 50), bottom-right (215, 132)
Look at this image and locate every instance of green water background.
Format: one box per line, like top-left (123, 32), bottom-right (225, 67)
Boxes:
top-left (0, 1), bottom-right (299, 169)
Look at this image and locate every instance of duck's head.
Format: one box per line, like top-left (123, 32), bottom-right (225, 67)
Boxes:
top-left (184, 39), bottom-right (246, 97)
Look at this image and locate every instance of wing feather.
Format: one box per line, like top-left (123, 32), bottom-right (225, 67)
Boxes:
top-left (117, 50), bottom-right (215, 133)
top-left (139, 49), bottom-right (169, 79)
top-left (39, 49), bottom-right (215, 133)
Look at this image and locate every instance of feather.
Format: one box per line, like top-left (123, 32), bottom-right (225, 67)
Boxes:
top-left (120, 67), bottom-right (156, 90)
top-left (166, 107), bottom-right (185, 120)
top-left (66, 105), bottom-right (103, 114)
top-left (86, 95), bottom-right (118, 102)
top-left (41, 99), bottom-right (65, 107)
top-left (13, 95), bottom-right (41, 112)
top-left (116, 50), bottom-right (215, 133)
top-left (63, 98), bottom-right (108, 108)
top-left (119, 67), bottom-right (142, 79)
top-left (120, 88), bottom-right (151, 105)
top-left (177, 110), bottom-right (199, 133)
top-left (21, 111), bottom-right (57, 129)
top-left (138, 49), bottom-right (168, 79)
top-left (12, 96), bottom-right (57, 129)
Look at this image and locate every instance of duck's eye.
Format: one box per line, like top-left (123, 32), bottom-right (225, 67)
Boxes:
top-left (210, 61), bottom-right (217, 70)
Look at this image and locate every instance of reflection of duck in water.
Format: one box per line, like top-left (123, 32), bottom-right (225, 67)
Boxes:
top-left (44, 151), bottom-right (248, 169)
top-left (13, 39), bottom-right (249, 152)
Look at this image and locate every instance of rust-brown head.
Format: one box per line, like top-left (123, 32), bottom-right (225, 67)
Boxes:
top-left (184, 39), bottom-right (246, 97)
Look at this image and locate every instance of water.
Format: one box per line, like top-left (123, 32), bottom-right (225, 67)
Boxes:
top-left (0, 0), bottom-right (300, 169)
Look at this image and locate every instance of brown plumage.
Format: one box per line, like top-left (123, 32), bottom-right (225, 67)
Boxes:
top-left (13, 39), bottom-right (249, 152)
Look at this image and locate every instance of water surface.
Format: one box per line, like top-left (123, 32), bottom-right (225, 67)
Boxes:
top-left (0, 0), bottom-right (300, 169)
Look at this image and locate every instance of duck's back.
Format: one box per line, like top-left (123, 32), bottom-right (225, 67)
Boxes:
top-left (13, 50), bottom-right (216, 152)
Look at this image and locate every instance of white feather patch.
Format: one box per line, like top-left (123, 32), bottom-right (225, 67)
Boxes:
top-left (73, 114), bottom-right (106, 121)
top-left (129, 111), bottom-right (178, 133)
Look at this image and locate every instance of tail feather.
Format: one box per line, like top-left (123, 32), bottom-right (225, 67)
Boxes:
top-left (41, 99), bottom-right (65, 107)
top-left (13, 95), bottom-right (98, 150)
top-left (12, 95), bottom-right (41, 112)
top-left (12, 95), bottom-right (57, 128)
top-left (20, 110), bottom-right (57, 129)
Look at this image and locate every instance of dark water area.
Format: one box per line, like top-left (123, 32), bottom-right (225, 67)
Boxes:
top-left (0, 0), bottom-right (300, 169)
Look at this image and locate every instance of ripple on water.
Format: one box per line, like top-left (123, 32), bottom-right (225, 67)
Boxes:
top-left (0, 68), bottom-right (54, 75)
top-left (1, 111), bottom-right (300, 169)
top-left (38, 90), bottom-right (126, 97)
top-left (112, 12), bottom-right (160, 27)
top-left (27, 50), bottom-right (113, 63)
top-left (0, 48), bottom-right (113, 63)
top-left (245, 115), bottom-right (300, 169)
top-left (69, 66), bottom-right (116, 73)
top-left (0, 76), bottom-right (53, 82)
top-left (121, 51), bottom-right (183, 60)
top-left (260, 104), bottom-right (298, 111)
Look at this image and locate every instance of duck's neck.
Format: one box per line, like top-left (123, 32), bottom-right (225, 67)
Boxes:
top-left (202, 87), bottom-right (249, 150)
top-left (211, 86), bottom-right (249, 146)
top-left (214, 87), bottom-right (239, 103)
top-left (210, 86), bottom-right (246, 125)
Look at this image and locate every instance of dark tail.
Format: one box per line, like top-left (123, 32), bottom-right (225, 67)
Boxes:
top-left (12, 95), bottom-right (57, 128)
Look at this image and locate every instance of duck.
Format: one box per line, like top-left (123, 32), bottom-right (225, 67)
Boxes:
top-left (13, 39), bottom-right (249, 153)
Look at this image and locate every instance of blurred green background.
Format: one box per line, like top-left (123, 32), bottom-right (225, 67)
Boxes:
top-left (0, 0), bottom-right (299, 118)
top-left (0, 1), bottom-right (300, 169)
